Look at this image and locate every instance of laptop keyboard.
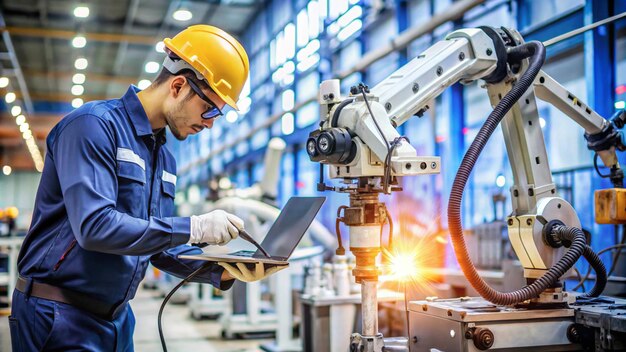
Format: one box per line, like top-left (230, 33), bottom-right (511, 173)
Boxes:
top-left (230, 250), bottom-right (257, 257)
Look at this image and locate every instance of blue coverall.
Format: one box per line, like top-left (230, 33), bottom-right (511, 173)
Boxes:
top-left (8, 86), bottom-right (233, 351)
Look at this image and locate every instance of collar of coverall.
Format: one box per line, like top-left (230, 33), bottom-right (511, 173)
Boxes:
top-left (121, 85), bottom-right (167, 145)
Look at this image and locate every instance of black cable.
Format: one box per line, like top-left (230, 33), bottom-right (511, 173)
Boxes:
top-left (386, 204), bottom-right (394, 250)
top-left (358, 84), bottom-right (394, 192)
top-left (359, 85), bottom-right (390, 151)
top-left (331, 98), bottom-right (355, 128)
top-left (159, 264), bottom-right (213, 352)
top-left (593, 153), bottom-right (611, 178)
top-left (383, 137), bottom-right (409, 193)
top-left (579, 244), bottom-right (607, 297)
top-left (573, 267), bottom-right (586, 293)
top-left (447, 41), bottom-right (594, 305)
top-left (573, 243), bottom-right (626, 291)
top-left (608, 225), bottom-right (626, 277)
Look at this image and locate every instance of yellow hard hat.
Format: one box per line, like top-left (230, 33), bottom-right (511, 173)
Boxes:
top-left (6, 206), bottom-right (18, 219)
top-left (0, 208), bottom-right (4, 219)
top-left (163, 25), bottom-right (249, 110)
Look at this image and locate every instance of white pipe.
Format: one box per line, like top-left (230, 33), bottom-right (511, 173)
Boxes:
top-left (259, 138), bottom-right (286, 199)
top-left (361, 280), bottom-right (379, 336)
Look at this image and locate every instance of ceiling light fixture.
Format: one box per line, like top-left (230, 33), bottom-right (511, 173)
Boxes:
top-left (172, 8), bottom-right (193, 21)
top-left (155, 41), bottom-right (165, 53)
top-left (5, 92), bottom-right (16, 103)
top-left (74, 58), bottom-right (88, 70)
top-left (74, 6), bottom-right (90, 18)
top-left (72, 98), bottom-right (84, 108)
top-left (15, 115), bottom-right (25, 125)
top-left (144, 61), bottom-right (160, 73)
top-left (72, 35), bottom-right (87, 48)
top-left (72, 73), bottom-right (86, 84)
top-left (0, 77), bottom-right (9, 88)
top-left (71, 85), bottom-right (85, 96)
top-left (138, 79), bottom-right (151, 90)
top-left (11, 106), bottom-right (21, 116)
top-left (2, 165), bottom-right (11, 176)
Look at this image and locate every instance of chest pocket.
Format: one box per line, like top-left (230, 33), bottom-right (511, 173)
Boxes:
top-left (160, 170), bottom-right (176, 217)
top-left (116, 148), bottom-right (147, 217)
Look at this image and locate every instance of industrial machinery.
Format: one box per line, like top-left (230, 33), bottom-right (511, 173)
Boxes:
top-left (307, 26), bottom-right (625, 351)
top-left (184, 138), bottom-right (335, 348)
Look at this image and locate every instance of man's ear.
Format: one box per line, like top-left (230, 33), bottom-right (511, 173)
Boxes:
top-left (169, 76), bottom-right (186, 98)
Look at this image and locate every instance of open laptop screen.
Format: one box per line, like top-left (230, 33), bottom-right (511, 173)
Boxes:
top-left (253, 197), bottom-right (326, 260)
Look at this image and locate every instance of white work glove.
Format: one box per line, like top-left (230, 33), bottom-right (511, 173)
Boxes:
top-left (189, 210), bottom-right (244, 246)
top-left (218, 262), bottom-right (288, 283)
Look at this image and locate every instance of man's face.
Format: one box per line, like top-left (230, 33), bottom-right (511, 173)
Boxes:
top-left (164, 79), bottom-right (226, 141)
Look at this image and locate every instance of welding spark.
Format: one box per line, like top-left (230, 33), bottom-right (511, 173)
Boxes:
top-left (380, 236), bottom-right (442, 298)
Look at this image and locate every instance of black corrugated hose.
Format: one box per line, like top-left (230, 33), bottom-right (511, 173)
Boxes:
top-left (551, 225), bottom-right (607, 297)
top-left (447, 40), bottom-right (593, 305)
top-left (581, 244), bottom-right (607, 297)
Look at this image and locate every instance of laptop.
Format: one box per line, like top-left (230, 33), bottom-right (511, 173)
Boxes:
top-left (179, 196), bottom-right (326, 265)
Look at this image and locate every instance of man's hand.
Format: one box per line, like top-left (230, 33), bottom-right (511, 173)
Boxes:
top-left (217, 262), bottom-right (288, 282)
top-left (189, 210), bottom-right (244, 245)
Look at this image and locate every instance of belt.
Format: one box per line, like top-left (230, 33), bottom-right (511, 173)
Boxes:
top-left (16, 276), bottom-right (126, 321)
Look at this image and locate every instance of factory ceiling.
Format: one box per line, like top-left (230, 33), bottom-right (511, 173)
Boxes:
top-left (0, 0), bottom-right (264, 170)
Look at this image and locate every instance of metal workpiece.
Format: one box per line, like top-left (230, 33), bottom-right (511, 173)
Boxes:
top-left (346, 192), bottom-right (385, 283)
top-left (407, 297), bottom-right (578, 351)
top-left (343, 193), bottom-right (386, 226)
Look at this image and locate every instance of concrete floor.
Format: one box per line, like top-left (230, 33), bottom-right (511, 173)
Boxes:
top-left (1, 286), bottom-right (272, 351)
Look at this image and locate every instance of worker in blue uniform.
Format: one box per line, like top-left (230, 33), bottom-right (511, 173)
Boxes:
top-left (9, 25), bottom-right (284, 351)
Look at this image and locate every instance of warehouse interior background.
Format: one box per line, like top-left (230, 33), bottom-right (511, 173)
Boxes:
top-left (0, 0), bottom-right (625, 351)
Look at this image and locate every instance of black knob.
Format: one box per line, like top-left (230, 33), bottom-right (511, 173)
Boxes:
top-left (566, 324), bottom-right (581, 343)
top-left (473, 328), bottom-right (494, 350)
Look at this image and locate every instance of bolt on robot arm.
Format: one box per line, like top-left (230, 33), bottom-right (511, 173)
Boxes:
top-left (307, 25), bottom-right (621, 348)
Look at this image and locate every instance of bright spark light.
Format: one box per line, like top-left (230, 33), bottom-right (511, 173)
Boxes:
top-left (385, 248), bottom-right (419, 281)
top-left (379, 215), bottom-right (445, 296)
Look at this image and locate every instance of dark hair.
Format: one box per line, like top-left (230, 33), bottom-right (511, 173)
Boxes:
top-left (151, 64), bottom-right (213, 102)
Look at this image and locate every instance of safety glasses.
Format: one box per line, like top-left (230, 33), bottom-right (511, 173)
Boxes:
top-left (186, 78), bottom-right (223, 120)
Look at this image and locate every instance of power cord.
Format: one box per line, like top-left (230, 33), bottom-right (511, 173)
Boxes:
top-left (573, 242), bottom-right (626, 292)
top-left (357, 83), bottom-right (409, 193)
top-left (158, 263), bottom-right (213, 352)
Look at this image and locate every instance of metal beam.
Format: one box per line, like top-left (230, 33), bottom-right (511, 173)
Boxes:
top-left (1, 150), bottom-right (37, 170)
top-left (1, 26), bottom-right (156, 45)
top-left (14, 92), bottom-right (109, 102)
top-left (0, 113), bottom-right (61, 136)
top-left (0, 14), bottom-right (35, 114)
top-left (20, 69), bottom-right (138, 85)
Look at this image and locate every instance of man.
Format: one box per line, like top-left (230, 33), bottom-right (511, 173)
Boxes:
top-left (9, 25), bottom-right (283, 351)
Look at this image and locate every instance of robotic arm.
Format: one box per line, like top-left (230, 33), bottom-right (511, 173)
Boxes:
top-left (306, 25), bottom-right (620, 348)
